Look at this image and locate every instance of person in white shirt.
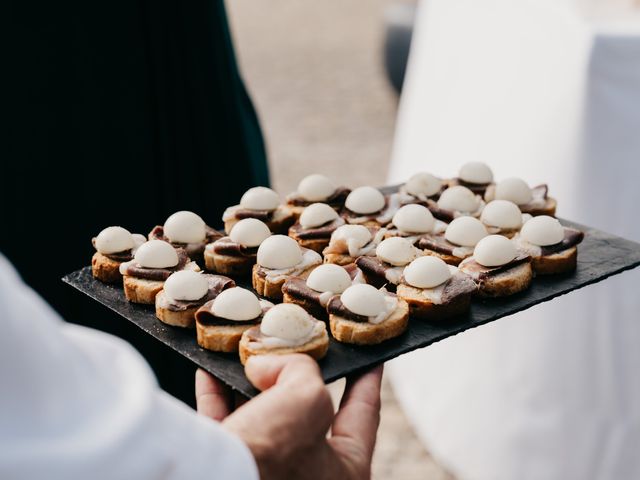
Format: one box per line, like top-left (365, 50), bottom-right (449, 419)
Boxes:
top-left (0, 252), bottom-right (382, 480)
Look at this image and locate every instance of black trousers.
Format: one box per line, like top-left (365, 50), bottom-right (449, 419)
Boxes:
top-left (4, 0), bottom-right (269, 406)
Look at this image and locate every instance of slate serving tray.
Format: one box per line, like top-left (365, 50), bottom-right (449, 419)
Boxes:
top-left (63, 218), bottom-right (640, 398)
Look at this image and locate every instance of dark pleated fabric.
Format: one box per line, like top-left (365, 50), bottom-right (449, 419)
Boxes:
top-left (3, 0), bottom-right (269, 405)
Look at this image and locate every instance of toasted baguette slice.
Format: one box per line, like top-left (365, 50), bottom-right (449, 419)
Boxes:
top-left (532, 246), bottom-right (577, 275)
top-left (155, 291), bottom-right (197, 328)
top-left (123, 262), bottom-right (200, 304)
top-left (224, 206), bottom-right (296, 235)
top-left (421, 249), bottom-right (464, 266)
top-left (123, 276), bottom-right (164, 304)
top-left (396, 284), bottom-right (471, 320)
top-left (204, 249), bottom-right (254, 276)
top-left (239, 328), bottom-right (329, 365)
top-left (196, 322), bottom-right (257, 353)
top-left (472, 261), bottom-right (533, 298)
top-left (252, 264), bottom-right (318, 301)
top-left (329, 299), bottom-right (409, 345)
top-left (91, 252), bottom-right (123, 283)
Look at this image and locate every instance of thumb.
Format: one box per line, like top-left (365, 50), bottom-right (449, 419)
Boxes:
top-left (225, 354), bottom-right (333, 451)
top-left (245, 353), bottom-right (323, 392)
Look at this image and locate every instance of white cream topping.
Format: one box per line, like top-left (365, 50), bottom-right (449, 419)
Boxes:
top-left (359, 228), bottom-right (387, 256)
top-left (164, 211), bottom-right (206, 244)
top-left (95, 226), bottom-right (135, 254)
top-left (494, 177), bottom-right (533, 205)
top-left (318, 291), bottom-right (335, 307)
top-left (163, 270), bottom-right (209, 303)
top-left (375, 192), bottom-right (412, 225)
top-left (338, 285), bottom-right (399, 324)
top-left (527, 186), bottom-right (548, 208)
top-left (297, 174), bottom-right (336, 201)
top-left (299, 203), bottom-right (339, 229)
top-left (392, 204), bottom-right (435, 234)
top-left (263, 248), bottom-right (322, 282)
top-left (121, 253), bottom-right (198, 276)
top-left (376, 237), bottom-right (418, 267)
top-left (481, 200), bottom-right (523, 230)
top-left (345, 192), bottom-right (412, 225)
top-left (330, 224), bottom-right (371, 252)
top-left (451, 245), bottom-right (475, 259)
top-left (370, 292), bottom-right (399, 325)
top-left (384, 266), bottom-right (405, 285)
top-left (520, 215), bottom-right (564, 246)
top-left (473, 235), bottom-right (517, 267)
top-left (345, 186), bottom-right (385, 214)
top-left (438, 186), bottom-right (482, 213)
top-left (459, 162), bottom-right (493, 184)
top-left (132, 234), bottom-right (147, 252)
top-left (513, 234), bottom-right (542, 257)
top-left (445, 217), bottom-right (488, 247)
top-left (258, 321), bottom-right (325, 349)
top-left (257, 235), bottom-right (303, 269)
top-left (411, 265), bottom-right (461, 305)
top-left (133, 240), bottom-right (179, 268)
top-left (306, 264), bottom-right (352, 294)
top-left (212, 287), bottom-right (263, 321)
top-left (328, 225), bottom-right (387, 257)
top-left (433, 220), bottom-right (448, 234)
top-left (404, 256), bottom-right (452, 289)
top-left (229, 218), bottom-right (271, 247)
top-left (257, 303), bottom-right (324, 347)
top-left (240, 186), bottom-right (280, 211)
top-left (341, 284), bottom-right (385, 317)
top-left (403, 172), bottom-right (443, 198)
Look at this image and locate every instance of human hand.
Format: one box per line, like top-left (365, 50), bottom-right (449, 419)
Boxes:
top-left (195, 355), bottom-right (383, 480)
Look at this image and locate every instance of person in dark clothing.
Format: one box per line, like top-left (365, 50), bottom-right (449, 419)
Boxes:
top-left (4, 0), bottom-right (269, 405)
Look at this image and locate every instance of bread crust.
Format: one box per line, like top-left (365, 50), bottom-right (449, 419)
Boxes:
top-left (238, 328), bottom-right (329, 365)
top-left (533, 246), bottom-right (577, 275)
top-left (468, 261), bottom-right (533, 298)
top-left (196, 321), bottom-right (258, 353)
top-left (344, 219), bottom-right (384, 228)
top-left (396, 284), bottom-right (472, 320)
top-left (329, 299), bottom-right (409, 345)
top-left (123, 275), bottom-right (164, 304)
top-left (421, 249), bottom-right (464, 266)
top-left (204, 249), bottom-right (254, 276)
top-left (322, 252), bottom-right (358, 266)
top-left (155, 291), bottom-right (197, 328)
top-left (251, 264), bottom-right (318, 301)
top-left (224, 206), bottom-right (296, 235)
top-left (91, 252), bottom-right (123, 283)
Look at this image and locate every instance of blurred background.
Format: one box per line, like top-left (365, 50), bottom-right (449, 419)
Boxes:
top-left (226, 1), bottom-right (451, 478)
top-left (5, 0), bottom-right (639, 478)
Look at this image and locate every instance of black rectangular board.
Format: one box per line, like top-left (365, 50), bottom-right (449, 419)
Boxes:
top-left (63, 217), bottom-right (640, 398)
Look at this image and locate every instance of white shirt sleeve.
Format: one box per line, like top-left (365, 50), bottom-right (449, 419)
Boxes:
top-left (0, 254), bottom-right (259, 480)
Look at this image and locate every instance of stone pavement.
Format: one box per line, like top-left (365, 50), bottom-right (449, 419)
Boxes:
top-left (227, 0), bottom-right (452, 480)
top-left (226, 1), bottom-right (454, 478)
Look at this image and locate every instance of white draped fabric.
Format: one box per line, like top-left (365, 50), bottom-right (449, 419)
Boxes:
top-left (0, 254), bottom-right (258, 480)
top-left (387, 1), bottom-right (640, 479)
